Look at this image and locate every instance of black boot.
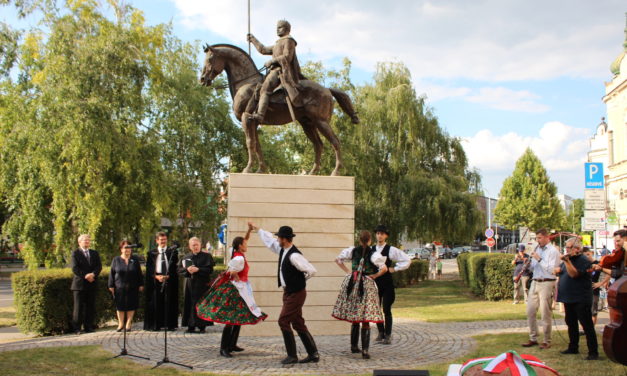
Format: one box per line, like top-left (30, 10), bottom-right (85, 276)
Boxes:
top-left (230, 325), bottom-right (244, 352)
top-left (350, 324), bottom-right (360, 353)
top-left (297, 331), bottom-right (320, 363)
top-left (220, 325), bottom-right (233, 357)
top-left (281, 330), bottom-right (299, 364)
top-left (361, 327), bottom-right (370, 359)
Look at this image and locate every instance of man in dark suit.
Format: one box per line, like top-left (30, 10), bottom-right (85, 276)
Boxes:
top-left (71, 234), bottom-right (102, 334)
top-left (178, 236), bottom-right (214, 333)
top-left (144, 231), bottom-right (179, 331)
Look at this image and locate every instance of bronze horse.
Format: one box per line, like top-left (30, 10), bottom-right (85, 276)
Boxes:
top-left (199, 44), bottom-right (359, 176)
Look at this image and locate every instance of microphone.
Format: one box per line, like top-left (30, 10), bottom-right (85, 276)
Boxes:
top-left (124, 243), bottom-right (143, 249)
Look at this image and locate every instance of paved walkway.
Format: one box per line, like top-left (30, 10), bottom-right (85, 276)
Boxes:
top-left (0, 318), bottom-right (572, 375)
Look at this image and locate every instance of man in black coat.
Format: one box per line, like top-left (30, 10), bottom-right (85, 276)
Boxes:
top-left (178, 237), bottom-right (214, 333)
top-left (144, 231), bottom-right (179, 331)
top-left (71, 234), bottom-right (102, 334)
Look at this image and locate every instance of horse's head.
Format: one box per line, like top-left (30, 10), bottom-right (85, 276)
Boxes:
top-left (199, 44), bottom-right (225, 86)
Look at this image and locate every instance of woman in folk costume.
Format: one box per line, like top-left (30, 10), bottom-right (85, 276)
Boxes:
top-left (332, 230), bottom-right (386, 359)
top-left (196, 223), bottom-right (267, 357)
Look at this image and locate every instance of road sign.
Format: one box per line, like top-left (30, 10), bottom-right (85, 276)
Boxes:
top-left (585, 162), bottom-right (604, 189)
top-left (486, 237), bottom-right (496, 247)
top-left (585, 210), bottom-right (605, 219)
top-left (584, 189), bottom-right (605, 210)
top-left (607, 212), bottom-right (618, 225)
top-left (218, 224), bottom-right (227, 245)
top-left (485, 228), bottom-right (494, 238)
top-left (582, 218), bottom-right (605, 231)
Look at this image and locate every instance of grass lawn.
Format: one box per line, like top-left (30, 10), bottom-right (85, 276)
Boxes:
top-left (0, 306), bottom-right (16, 328)
top-left (0, 345), bottom-right (217, 376)
top-left (395, 279), bottom-right (533, 322)
top-left (425, 330), bottom-right (626, 376)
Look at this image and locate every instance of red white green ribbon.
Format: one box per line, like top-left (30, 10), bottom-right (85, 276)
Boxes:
top-left (460, 350), bottom-right (559, 376)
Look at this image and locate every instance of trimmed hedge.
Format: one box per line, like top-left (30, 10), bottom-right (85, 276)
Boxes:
top-left (393, 259), bottom-right (429, 287)
top-left (457, 252), bottom-right (516, 301)
top-left (13, 259), bottom-right (427, 336)
top-left (12, 265), bottom-right (226, 336)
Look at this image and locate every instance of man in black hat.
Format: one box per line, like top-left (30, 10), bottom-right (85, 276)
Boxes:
top-left (250, 222), bottom-right (319, 365)
top-left (372, 224), bottom-right (410, 344)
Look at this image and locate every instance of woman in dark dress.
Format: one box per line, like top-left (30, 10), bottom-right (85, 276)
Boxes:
top-left (108, 240), bottom-right (144, 331)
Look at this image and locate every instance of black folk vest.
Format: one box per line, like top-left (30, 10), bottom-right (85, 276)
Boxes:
top-left (373, 244), bottom-right (394, 288)
top-left (277, 246), bottom-right (307, 293)
top-left (351, 246), bottom-right (378, 275)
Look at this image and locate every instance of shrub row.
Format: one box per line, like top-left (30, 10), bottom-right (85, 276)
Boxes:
top-left (457, 252), bottom-right (514, 301)
top-left (13, 258), bottom-right (427, 336)
top-left (12, 265), bottom-right (226, 336)
top-left (393, 259), bottom-right (429, 287)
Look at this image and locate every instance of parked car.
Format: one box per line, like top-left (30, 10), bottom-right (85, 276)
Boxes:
top-left (418, 248), bottom-right (431, 260)
top-left (471, 245), bottom-right (488, 252)
top-left (405, 248), bottom-right (420, 259)
top-left (451, 247), bottom-right (466, 257)
top-left (438, 247), bottom-right (452, 259)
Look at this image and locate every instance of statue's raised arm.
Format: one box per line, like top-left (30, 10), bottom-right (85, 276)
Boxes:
top-left (248, 20), bottom-right (302, 123)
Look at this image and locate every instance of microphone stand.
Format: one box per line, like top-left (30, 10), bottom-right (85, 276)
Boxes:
top-left (111, 257), bottom-right (149, 360)
top-left (153, 248), bottom-right (193, 370)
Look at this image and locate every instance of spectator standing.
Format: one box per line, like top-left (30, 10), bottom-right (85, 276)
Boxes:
top-left (436, 258), bottom-right (443, 280)
top-left (512, 244), bottom-right (531, 304)
top-left (108, 240), bottom-right (143, 331)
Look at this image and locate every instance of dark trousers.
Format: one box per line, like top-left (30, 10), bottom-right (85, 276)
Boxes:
top-left (376, 283), bottom-right (395, 336)
top-left (72, 289), bottom-right (96, 331)
top-left (564, 302), bottom-right (598, 355)
top-left (278, 288), bottom-right (308, 333)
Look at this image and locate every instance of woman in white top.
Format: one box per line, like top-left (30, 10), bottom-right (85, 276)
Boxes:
top-left (332, 230), bottom-right (387, 359)
top-left (196, 223), bottom-right (267, 357)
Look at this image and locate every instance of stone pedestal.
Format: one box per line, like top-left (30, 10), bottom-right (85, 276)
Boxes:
top-left (227, 173), bottom-right (354, 336)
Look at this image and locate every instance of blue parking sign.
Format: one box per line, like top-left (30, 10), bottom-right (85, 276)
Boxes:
top-left (584, 163), bottom-right (604, 189)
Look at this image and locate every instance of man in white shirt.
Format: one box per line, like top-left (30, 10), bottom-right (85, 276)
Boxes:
top-left (251, 222), bottom-right (319, 365)
top-left (372, 225), bottom-right (411, 344)
top-left (522, 228), bottom-right (561, 349)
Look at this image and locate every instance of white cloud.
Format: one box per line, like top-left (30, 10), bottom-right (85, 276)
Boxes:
top-left (461, 121), bottom-right (591, 196)
top-left (172, 0), bottom-right (625, 82)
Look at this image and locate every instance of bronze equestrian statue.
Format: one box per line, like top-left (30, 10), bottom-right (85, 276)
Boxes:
top-left (199, 20), bottom-right (359, 176)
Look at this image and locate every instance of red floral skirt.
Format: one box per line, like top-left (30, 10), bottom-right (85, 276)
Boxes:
top-left (196, 273), bottom-right (267, 325)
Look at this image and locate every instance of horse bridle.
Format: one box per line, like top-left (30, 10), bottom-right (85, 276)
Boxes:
top-left (206, 65), bottom-right (269, 91)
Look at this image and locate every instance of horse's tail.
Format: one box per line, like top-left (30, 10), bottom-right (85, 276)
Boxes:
top-left (329, 88), bottom-right (360, 124)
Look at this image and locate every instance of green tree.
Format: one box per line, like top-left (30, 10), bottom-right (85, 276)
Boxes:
top-left (494, 148), bottom-right (565, 232)
top-left (0, 0), bottom-right (239, 267)
top-left (564, 198), bottom-right (584, 233)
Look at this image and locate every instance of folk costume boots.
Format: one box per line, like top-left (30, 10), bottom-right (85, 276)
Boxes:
top-left (361, 327), bottom-right (371, 359)
top-left (281, 330), bottom-right (299, 364)
top-left (220, 325), bottom-right (233, 358)
top-left (350, 323), bottom-right (361, 353)
top-left (297, 331), bottom-right (320, 363)
top-left (230, 325), bottom-right (244, 352)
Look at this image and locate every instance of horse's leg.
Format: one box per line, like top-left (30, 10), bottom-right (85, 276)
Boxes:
top-left (315, 119), bottom-right (343, 176)
top-left (252, 124), bottom-right (268, 173)
top-left (300, 119), bottom-right (323, 175)
top-left (241, 113), bottom-right (256, 173)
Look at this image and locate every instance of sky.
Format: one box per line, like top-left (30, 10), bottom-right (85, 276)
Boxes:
top-left (4, 0), bottom-right (626, 199)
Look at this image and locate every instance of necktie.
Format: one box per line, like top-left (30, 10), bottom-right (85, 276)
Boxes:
top-left (84, 250), bottom-right (90, 264)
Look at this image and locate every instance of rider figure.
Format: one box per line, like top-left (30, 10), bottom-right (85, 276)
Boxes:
top-left (247, 20), bottom-right (302, 123)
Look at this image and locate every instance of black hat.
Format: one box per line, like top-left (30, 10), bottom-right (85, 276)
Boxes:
top-left (275, 226), bottom-right (296, 238)
top-left (374, 224), bottom-right (390, 235)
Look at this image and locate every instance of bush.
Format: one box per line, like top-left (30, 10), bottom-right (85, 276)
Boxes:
top-left (484, 254), bottom-right (516, 301)
top-left (13, 264), bottom-right (226, 336)
top-left (393, 259), bottom-right (428, 287)
top-left (457, 252), bottom-right (517, 301)
top-left (457, 252), bottom-right (472, 285)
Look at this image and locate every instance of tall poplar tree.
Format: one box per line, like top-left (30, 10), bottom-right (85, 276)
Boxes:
top-left (494, 148), bottom-right (565, 232)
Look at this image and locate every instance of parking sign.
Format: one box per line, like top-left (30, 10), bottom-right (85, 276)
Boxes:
top-left (584, 163), bottom-right (604, 189)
